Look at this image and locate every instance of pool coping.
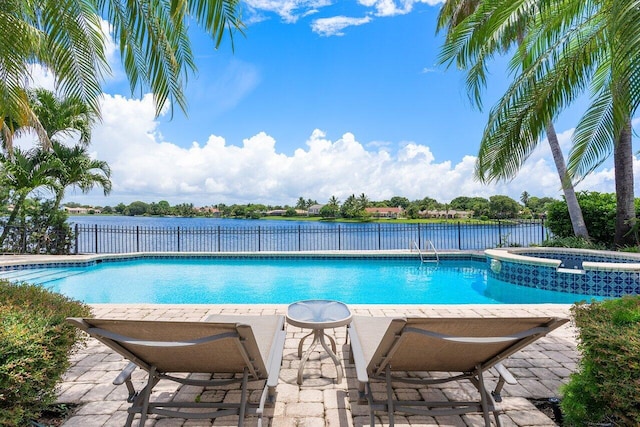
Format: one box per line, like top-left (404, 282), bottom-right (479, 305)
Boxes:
top-left (486, 247), bottom-right (640, 272)
top-left (0, 250), bottom-right (487, 269)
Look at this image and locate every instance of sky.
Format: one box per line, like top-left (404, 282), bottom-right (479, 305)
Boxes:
top-left (22, 0), bottom-right (640, 207)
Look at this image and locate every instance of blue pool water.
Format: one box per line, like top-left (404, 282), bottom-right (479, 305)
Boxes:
top-left (1, 258), bottom-right (601, 304)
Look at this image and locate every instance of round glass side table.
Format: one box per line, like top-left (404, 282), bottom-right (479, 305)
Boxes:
top-left (286, 299), bottom-right (352, 385)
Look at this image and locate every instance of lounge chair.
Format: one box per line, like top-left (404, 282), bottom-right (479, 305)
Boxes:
top-left (67, 315), bottom-right (286, 427)
top-left (348, 316), bottom-right (569, 427)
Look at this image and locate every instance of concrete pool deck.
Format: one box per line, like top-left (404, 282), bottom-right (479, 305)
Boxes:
top-left (58, 303), bottom-right (577, 427)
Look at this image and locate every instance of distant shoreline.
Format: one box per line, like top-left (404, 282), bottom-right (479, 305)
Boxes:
top-left (67, 213), bottom-right (531, 225)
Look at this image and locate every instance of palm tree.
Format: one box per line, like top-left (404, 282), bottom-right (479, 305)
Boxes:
top-left (295, 197), bottom-right (306, 210)
top-left (49, 141), bottom-right (112, 211)
top-left (0, 0), bottom-right (242, 150)
top-left (357, 193), bottom-right (370, 210)
top-left (29, 89), bottom-right (95, 150)
top-left (0, 148), bottom-right (59, 246)
top-left (442, 0), bottom-right (638, 247)
top-left (437, 0), bottom-right (590, 240)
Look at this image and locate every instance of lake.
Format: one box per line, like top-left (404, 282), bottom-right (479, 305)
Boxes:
top-left (68, 216), bottom-right (548, 253)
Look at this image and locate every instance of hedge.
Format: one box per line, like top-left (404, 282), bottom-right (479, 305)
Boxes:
top-left (0, 280), bottom-right (91, 426)
top-left (561, 296), bottom-right (640, 425)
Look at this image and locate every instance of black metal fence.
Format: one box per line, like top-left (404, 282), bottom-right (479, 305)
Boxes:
top-left (65, 220), bottom-right (548, 254)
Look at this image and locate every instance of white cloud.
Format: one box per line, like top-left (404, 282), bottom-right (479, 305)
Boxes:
top-left (311, 16), bottom-right (373, 37)
top-left (244, 0), bottom-right (332, 23)
top-left (358, 0), bottom-right (443, 17)
top-left (67, 94), bottom-right (625, 207)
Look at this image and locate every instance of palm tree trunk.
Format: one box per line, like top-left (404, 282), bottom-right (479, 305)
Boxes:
top-left (546, 123), bottom-right (589, 239)
top-left (613, 120), bottom-right (636, 247)
top-left (0, 192), bottom-right (27, 247)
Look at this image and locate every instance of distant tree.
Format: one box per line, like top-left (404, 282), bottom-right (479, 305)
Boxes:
top-left (157, 200), bottom-right (171, 216)
top-left (319, 204), bottom-right (339, 218)
top-left (449, 196), bottom-right (473, 210)
top-left (415, 197), bottom-right (441, 211)
top-left (173, 203), bottom-right (195, 217)
top-left (520, 191), bottom-right (530, 207)
top-left (306, 198), bottom-right (317, 208)
top-left (284, 207), bottom-right (297, 217)
top-left (321, 196), bottom-right (340, 218)
top-left (114, 203), bottom-right (127, 214)
top-left (405, 204), bottom-right (419, 219)
top-left (230, 205), bottom-right (246, 217)
top-left (341, 194), bottom-right (359, 218)
top-left (126, 201), bottom-right (149, 216)
top-left (295, 197), bottom-right (306, 210)
top-left (389, 196), bottom-right (411, 209)
top-left (488, 195), bottom-right (520, 219)
top-left (527, 196), bottom-right (556, 217)
top-left (357, 193), bottom-right (370, 211)
top-left (102, 206), bottom-right (114, 214)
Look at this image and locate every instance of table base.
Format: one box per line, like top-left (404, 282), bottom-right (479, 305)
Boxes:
top-left (296, 329), bottom-right (343, 385)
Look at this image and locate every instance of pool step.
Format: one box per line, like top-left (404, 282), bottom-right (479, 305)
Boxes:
top-left (0, 268), bottom-right (87, 285)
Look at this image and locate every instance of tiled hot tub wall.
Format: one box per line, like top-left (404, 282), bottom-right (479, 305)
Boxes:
top-left (485, 248), bottom-right (640, 297)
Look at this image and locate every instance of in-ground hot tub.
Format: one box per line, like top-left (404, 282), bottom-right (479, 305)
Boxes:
top-left (485, 247), bottom-right (640, 298)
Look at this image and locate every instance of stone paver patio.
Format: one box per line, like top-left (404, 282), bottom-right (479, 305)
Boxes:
top-left (58, 303), bottom-right (577, 427)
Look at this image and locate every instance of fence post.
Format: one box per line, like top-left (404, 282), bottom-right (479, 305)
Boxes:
top-left (498, 220), bottom-right (502, 246)
top-left (177, 227), bottom-right (180, 252)
top-left (217, 226), bottom-right (221, 252)
top-left (22, 227), bottom-right (27, 253)
top-left (94, 224), bottom-right (98, 253)
top-left (457, 221), bottom-right (462, 250)
top-left (417, 223), bottom-right (421, 250)
top-left (377, 224), bottom-right (381, 250)
top-left (136, 226), bottom-right (140, 252)
top-left (298, 225), bottom-right (301, 251)
top-left (258, 226), bottom-right (261, 252)
top-left (338, 225), bottom-right (341, 250)
top-left (75, 224), bottom-right (79, 254)
top-left (541, 218), bottom-right (545, 243)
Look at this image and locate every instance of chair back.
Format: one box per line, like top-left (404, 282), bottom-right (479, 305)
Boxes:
top-left (68, 318), bottom-right (269, 378)
top-left (368, 317), bottom-right (568, 375)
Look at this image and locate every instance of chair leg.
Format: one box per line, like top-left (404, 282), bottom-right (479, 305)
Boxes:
top-left (137, 366), bottom-right (157, 427)
top-left (366, 383), bottom-right (376, 427)
top-left (238, 369), bottom-right (249, 427)
top-left (475, 366), bottom-right (492, 427)
top-left (385, 366), bottom-right (395, 427)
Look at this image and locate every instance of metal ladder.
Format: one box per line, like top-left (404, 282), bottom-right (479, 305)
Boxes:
top-left (411, 240), bottom-right (439, 263)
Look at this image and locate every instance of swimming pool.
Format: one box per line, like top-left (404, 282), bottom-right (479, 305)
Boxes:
top-left (0, 256), bottom-right (599, 304)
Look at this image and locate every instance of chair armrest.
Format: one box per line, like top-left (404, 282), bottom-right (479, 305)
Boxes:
top-left (113, 362), bottom-right (137, 385)
top-left (267, 329), bottom-right (287, 389)
top-left (491, 362), bottom-right (517, 402)
top-left (266, 316), bottom-right (287, 390)
top-left (495, 363), bottom-right (516, 385)
top-left (347, 324), bottom-right (370, 385)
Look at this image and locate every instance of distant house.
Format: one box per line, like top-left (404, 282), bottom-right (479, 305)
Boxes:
top-left (365, 207), bottom-right (403, 219)
top-left (63, 206), bottom-right (102, 214)
top-left (196, 207), bottom-right (221, 217)
top-left (419, 209), bottom-right (473, 219)
top-left (266, 209), bottom-right (287, 216)
top-left (307, 204), bottom-right (324, 216)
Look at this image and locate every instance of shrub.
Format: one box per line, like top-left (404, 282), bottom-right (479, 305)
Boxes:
top-left (561, 296), bottom-right (640, 425)
top-left (541, 236), bottom-right (607, 250)
top-left (0, 280), bottom-right (91, 426)
top-left (546, 192), bottom-right (618, 247)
